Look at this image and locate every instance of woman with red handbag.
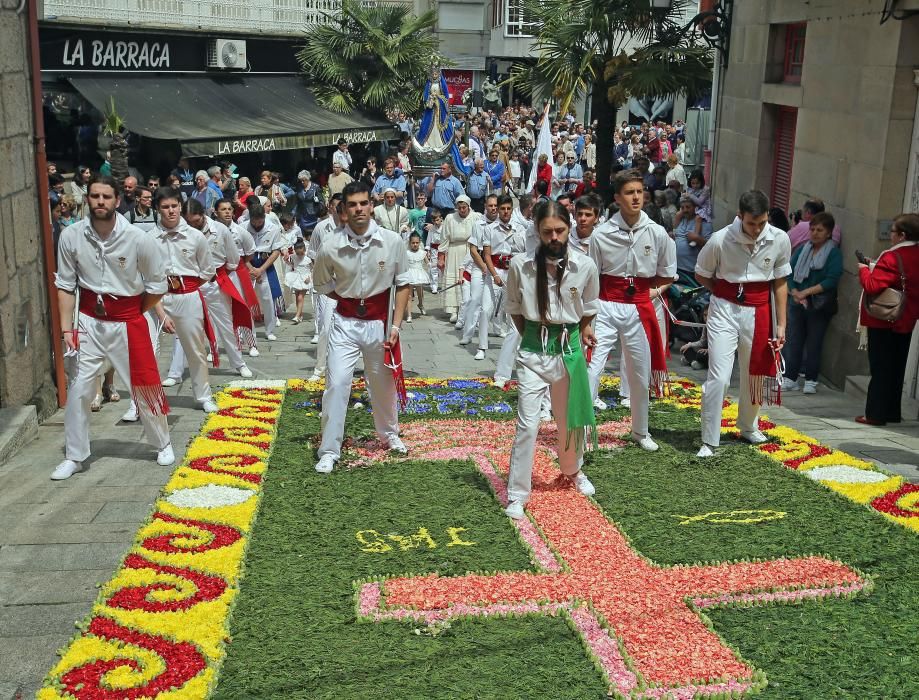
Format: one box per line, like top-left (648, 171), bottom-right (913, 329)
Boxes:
top-left (856, 213), bottom-right (919, 425)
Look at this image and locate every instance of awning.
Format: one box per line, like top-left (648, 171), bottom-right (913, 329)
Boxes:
top-left (69, 75), bottom-right (398, 157)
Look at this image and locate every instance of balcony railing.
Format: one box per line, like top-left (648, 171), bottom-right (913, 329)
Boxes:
top-left (42, 0), bottom-right (411, 36)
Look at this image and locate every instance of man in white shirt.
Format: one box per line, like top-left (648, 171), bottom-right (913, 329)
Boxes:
top-left (332, 138), bottom-right (352, 172)
top-left (503, 198), bottom-right (599, 519)
top-left (308, 194), bottom-right (345, 379)
top-left (246, 201), bottom-right (284, 342)
top-left (587, 169), bottom-right (677, 452)
top-left (460, 194), bottom-right (499, 355)
top-left (311, 182), bottom-right (411, 473)
top-left (163, 199), bottom-right (254, 385)
top-left (694, 191), bottom-right (791, 457)
top-left (214, 198), bottom-right (260, 356)
top-left (52, 176), bottom-right (173, 480)
top-left (153, 188), bottom-right (219, 414)
top-left (373, 188), bottom-right (409, 236)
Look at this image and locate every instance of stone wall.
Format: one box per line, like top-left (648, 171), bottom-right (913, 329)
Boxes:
top-left (712, 0), bottom-right (918, 386)
top-left (0, 3), bottom-right (58, 415)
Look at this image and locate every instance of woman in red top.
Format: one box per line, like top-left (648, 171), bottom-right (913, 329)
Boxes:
top-left (856, 212), bottom-right (919, 425)
top-left (233, 177), bottom-right (256, 220)
top-left (532, 153), bottom-right (552, 196)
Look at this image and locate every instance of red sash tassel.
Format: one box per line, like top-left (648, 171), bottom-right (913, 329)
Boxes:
top-left (78, 290), bottom-right (169, 416)
top-left (169, 276), bottom-right (220, 368)
top-left (712, 279), bottom-right (781, 406)
top-left (384, 338), bottom-right (408, 411)
top-left (215, 266), bottom-right (255, 349)
top-left (599, 276), bottom-right (669, 396)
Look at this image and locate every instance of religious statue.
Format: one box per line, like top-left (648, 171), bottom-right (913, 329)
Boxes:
top-left (482, 77), bottom-right (502, 111)
top-left (411, 66), bottom-right (471, 177)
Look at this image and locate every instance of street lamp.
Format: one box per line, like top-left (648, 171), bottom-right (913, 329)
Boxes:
top-left (651, 0), bottom-right (734, 62)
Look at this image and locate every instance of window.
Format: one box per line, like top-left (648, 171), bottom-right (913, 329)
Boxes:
top-left (493, 0), bottom-right (504, 28)
top-left (771, 107), bottom-right (797, 212)
top-left (505, 0), bottom-right (535, 37)
top-left (783, 23), bottom-right (806, 83)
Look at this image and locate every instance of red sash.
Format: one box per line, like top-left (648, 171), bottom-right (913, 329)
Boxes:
top-left (235, 265), bottom-right (262, 322)
top-left (599, 275), bottom-right (669, 396)
top-left (712, 279), bottom-right (780, 406)
top-left (215, 265), bottom-right (255, 348)
top-left (490, 254), bottom-right (512, 270)
top-left (78, 290), bottom-right (169, 416)
top-left (462, 270), bottom-right (472, 282)
top-left (332, 289), bottom-right (390, 322)
top-left (168, 276), bottom-right (219, 368)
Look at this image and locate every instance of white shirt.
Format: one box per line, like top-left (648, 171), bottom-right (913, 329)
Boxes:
top-left (511, 208), bottom-right (530, 232)
top-left (506, 249), bottom-right (600, 325)
top-left (332, 149), bottom-right (352, 170)
top-left (247, 218), bottom-right (283, 255)
top-left (201, 217), bottom-right (241, 270)
top-left (695, 217), bottom-right (792, 283)
top-left (312, 221), bottom-right (411, 299)
top-left (279, 226), bottom-right (299, 253)
top-left (227, 220), bottom-right (256, 258)
top-left (309, 216), bottom-right (339, 260)
top-left (471, 215), bottom-right (498, 250)
top-left (238, 209), bottom-right (281, 229)
top-left (424, 225), bottom-right (441, 249)
top-left (55, 214), bottom-right (166, 297)
top-left (588, 211), bottom-right (676, 280)
top-left (568, 230), bottom-right (593, 256)
top-left (373, 204), bottom-right (409, 234)
top-left (484, 219), bottom-right (528, 257)
top-left (155, 220), bottom-right (215, 281)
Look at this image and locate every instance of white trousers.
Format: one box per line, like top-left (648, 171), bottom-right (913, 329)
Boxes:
top-left (64, 312), bottom-right (170, 461)
top-left (169, 282), bottom-right (246, 378)
top-left (231, 270), bottom-right (258, 348)
top-left (457, 279), bottom-right (475, 327)
top-left (162, 292), bottom-right (212, 403)
top-left (494, 324), bottom-right (521, 381)
top-left (506, 351), bottom-right (581, 504)
top-left (428, 247), bottom-right (440, 292)
top-left (462, 267), bottom-right (498, 350)
top-left (318, 313), bottom-right (400, 460)
top-left (313, 294), bottom-right (338, 376)
top-left (253, 273), bottom-right (278, 336)
top-left (701, 296), bottom-right (759, 446)
top-left (588, 300), bottom-right (651, 439)
top-left (618, 297), bottom-right (667, 399)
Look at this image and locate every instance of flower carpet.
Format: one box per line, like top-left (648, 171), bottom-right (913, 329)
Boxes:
top-left (40, 377), bottom-right (919, 699)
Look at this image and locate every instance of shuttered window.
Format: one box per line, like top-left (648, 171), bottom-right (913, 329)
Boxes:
top-left (783, 23), bottom-right (806, 84)
top-left (771, 107), bottom-right (797, 213)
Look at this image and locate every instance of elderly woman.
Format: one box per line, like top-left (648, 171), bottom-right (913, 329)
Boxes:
top-left (233, 176), bottom-right (255, 220)
top-left (781, 212), bottom-right (843, 394)
top-left (437, 195), bottom-right (480, 324)
top-left (294, 170), bottom-right (323, 236)
top-left (856, 213), bottom-right (919, 425)
top-left (533, 153), bottom-right (552, 196)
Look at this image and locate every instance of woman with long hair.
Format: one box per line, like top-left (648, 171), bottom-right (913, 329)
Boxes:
top-left (503, 199), bottom-right (600, 520)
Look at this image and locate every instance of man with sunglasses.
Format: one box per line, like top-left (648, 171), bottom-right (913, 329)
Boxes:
top-left (128, 187), bottom-right (158, 232)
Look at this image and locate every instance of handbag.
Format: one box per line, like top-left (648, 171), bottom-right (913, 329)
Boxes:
top-left (809, 291), bottom-right (838, 315)
top-left (864, 253), bottom-right (906, 322)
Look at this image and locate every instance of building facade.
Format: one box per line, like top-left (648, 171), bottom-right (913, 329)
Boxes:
top-left (0, 3), bottom-right (57, 415)
top-left (711, 0), bottom-right (919, 388)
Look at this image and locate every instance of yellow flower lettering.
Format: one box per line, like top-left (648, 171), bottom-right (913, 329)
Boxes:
top-left (387, 527), bottom-right (437, 551)
top-left (356, 530), bottom-right (393, 553)
top-left (445, 527), bottom-right (476, 547)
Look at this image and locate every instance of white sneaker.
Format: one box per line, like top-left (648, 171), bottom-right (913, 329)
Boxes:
top-left (406, 315), bottom-right (413, 323)
top-left (635, 434), bottom-right (659, 452)
top-left (593, 397), bottom-right (608, 411)
top-left (620, 397), bottom-right (631, 408)
top-left (781, 377), bottom-right (799, 392)
top-left (157, 444), bottom-right (175, 466)
top-left (474, 349), bottom-right (486, 360)
top-left (572, 472), bottom-right (595, 496)
top-left (803, 380), bottom-right (818, 394)
top-left (206, 352), bottom-right (213, 363)
top-left (505, 499), bottom-right (525, 519)
top-left (308, 372), bottom-right (322, 382)
top-left (740, 430), bottom-right (768, 444)
top-left (454, 321), bottom-right (464, 330)
top-left (697, 443), bottom-right (716, 458)
top-left (161, 377), bottom-right (179, 387)
top-left (459, 337), bottom-right (471, 346)
top-left (449, 313), bottom-right (458, 324)
top-left (248, 346), bottom-right (260, 357)
top-left (419, 307), bottom-right (426, 316)
top-left (202, 399), bottom-right (219, 414)
top-left (121, 403), bottom-right (139, 422)
top-left (292, 317), bottom-right (301, 325)
top-left (493, 376), bottom-right (509, 389)
top-left (51, 459), bottom-right (83, 480)
top-left (315, 454), bottom-right (336, 474)
top-left (237, 365), bottom-right (253, 379)
top-left (540, 408), bottom-right (552, 422)
top-left (266, 333), bottom-right (278, 341)
top-left (388, 436), bottom-right (408, 454)
top-left (310, 335), bottom-right (319, 344)
top-left (690, 360), bottom-right (704, 370)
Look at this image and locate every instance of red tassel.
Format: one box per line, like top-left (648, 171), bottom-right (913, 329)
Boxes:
top-left (384, 339), bottom-right (408, 411)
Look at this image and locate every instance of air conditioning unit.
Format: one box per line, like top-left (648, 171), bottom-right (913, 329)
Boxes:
top-left (207, 39), bottom-right (247, 70)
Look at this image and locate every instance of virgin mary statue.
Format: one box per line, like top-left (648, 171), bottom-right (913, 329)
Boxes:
top-left (411, 67), bottom-right (471, 176)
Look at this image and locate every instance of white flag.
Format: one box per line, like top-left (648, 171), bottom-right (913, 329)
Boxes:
top-left (526, 105), bottom-right (554, 194)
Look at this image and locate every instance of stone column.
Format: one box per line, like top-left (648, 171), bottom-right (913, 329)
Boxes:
top-left (902, 69), bottom-right (919, 410)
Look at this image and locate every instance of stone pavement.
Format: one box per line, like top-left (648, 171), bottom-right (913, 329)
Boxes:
top-left (1, 290), bottom-right (916, 699)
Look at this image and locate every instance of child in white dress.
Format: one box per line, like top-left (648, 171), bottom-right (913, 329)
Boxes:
top-left (405, 232), bottom-right (431, 322)
top-left (285, 238), bottom-right (313, 325)
top-left (424, 209), bottom-right (443, 294)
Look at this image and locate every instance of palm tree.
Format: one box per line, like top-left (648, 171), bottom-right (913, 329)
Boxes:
top-left (511, 0), bottom-right (713, 198)
top-left (297, 0), bottom-right (445, 116)
top-left (102, 97), bottom-right (129, 185)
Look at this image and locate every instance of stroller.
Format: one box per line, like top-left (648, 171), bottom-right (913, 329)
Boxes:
top-left (667, 271), bottom-right (709, 348)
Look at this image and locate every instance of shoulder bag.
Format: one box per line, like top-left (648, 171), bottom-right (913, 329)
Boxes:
top-left (864, 252), bottom-right (906, 322)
